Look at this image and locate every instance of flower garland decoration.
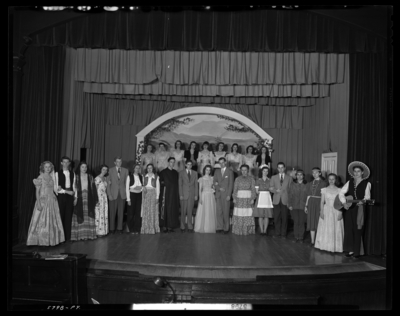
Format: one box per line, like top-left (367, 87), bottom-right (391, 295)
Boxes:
top-left (135, 141), bottom-right (145, 165)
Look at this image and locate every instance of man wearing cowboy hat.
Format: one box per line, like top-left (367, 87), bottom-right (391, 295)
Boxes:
top-left (339, 161), bottom-right (372, 258)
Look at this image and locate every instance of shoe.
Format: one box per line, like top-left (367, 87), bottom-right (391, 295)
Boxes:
top-left (299, 239), bottom-right (304, 243)
top-left (260, 232), bottom-right (265, 236)
top-left (216, 230), bottom-right (222, 233)
top-left (291, 238), bottom-right (298, 243)
top-left (168, 229), bottom-right (175, 233)
top-left (163, 228), bottom-right (168, 233)
top-left (272, 235), bottom-right (280, 239)
top-left (353, 255), bottom-right (361, 259)
top-left (308, 243), bottom-right (314, 248)
top-left (129, 232), bottom-right (135, 235)
top-left (188, 229), bottom-right (194, 233)
top-left (118, 230), bottom-right (123, 234)
top-left (345, 252), bottom-right (354, 258)
top-left (223, 231), bottom-right (229, 234)
top-left (181, 229), bottom-right (186, 233)
top-left (111, 230), bottom-right (116, 234)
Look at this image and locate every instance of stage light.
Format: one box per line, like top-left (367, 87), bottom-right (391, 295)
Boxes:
top-left (153, 277), bottom-right (176, 303)
top-left (104, 6), bottom-right (119, 11)
top-left (205, 6), bottom-right (211, 10)
top-left (272, 6), bottom-right (276, 8)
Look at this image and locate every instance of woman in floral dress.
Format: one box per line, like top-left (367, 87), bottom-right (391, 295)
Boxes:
top-left (27, 161), bottom-right (65, 246)
top-left (232, 164), bottom-right (256, 235)
top-left (141, 164), bottom-right (161, 234)
top-left (94, 164), bottom-right (109, 237)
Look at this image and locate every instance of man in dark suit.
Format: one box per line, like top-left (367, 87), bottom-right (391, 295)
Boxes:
top-left (106, 156), bottom-right (129, 234)
top-left (178, 160), bottom-right (198, 232)
top-left (269, 162), bottom-right (292, 239)
top-left (213, 157), bottom-right (234, 234)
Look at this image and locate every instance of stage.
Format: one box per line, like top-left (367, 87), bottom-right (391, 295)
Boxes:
top-left (13, 226), bottom-right (385, 280)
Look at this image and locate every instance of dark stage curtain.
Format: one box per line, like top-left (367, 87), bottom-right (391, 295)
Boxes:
top-left (348, 53), bottom-right (387, 255)
top-left (17, 46), bottom-right (66, 242)
top-left (31, 10), bottom-right (385, 53)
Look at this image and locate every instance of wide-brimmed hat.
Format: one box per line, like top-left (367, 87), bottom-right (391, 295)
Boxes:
top-left (348, 161), bottom-right (370, 179)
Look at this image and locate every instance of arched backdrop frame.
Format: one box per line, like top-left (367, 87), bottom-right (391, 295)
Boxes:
top-left (135, 107), bottom-right (274, 163)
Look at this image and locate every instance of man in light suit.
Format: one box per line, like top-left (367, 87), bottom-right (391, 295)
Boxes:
top-left (213, 157), bottom-right (234, 234)
top-left (269, 162), bottom-right (292, 239)
top-left (178, 160), bottom-right (198, 233)
top-left (107, 156), bottom-right (129, 234)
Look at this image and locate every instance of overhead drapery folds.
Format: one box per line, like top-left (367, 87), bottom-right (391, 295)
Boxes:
top-left (74, 48), bottom-right (346, 101)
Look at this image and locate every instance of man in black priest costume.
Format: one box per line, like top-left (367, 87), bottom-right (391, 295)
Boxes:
top-left (338, 161), bottom-right (372, 258)
top-left (159, 157), bottom-right (180, 233)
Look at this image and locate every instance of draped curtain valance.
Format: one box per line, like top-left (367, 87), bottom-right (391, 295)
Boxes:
top-left (31, 10), bottom-right (386, 53)
top-left (83, 81), bottom-right (330, 97)
top-left (74, 49), bottom-right (346, 85)
top-left (103, 94), bottom-right (317, 106)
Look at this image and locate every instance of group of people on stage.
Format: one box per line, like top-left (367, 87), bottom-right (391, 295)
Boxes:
top-left (26, 140), bottom-right (372, 260)
top-left (141, 141), bottom-right (272, 178)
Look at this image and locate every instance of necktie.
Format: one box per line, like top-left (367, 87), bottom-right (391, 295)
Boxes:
top-left (188, 170), bottom-right (191, 181)
top-left (280, 174), bottom-right (283, 185)
top-left (118, 168), bottom-right (120, 179)
top-left (222, 168), bottom-right (225, 176)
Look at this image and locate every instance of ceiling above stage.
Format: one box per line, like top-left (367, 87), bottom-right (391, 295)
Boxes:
top-left (10, 5), bottom-right (391, 55)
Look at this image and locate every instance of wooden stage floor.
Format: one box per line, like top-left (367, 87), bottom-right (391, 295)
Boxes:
top-left (13, 226), bottom-right (385, 280)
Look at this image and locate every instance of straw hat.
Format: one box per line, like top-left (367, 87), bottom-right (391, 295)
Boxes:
top-left (348, 161), bottom-right (370, 179)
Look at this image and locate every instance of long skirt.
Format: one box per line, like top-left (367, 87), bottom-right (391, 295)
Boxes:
top-left (232, 190), bottom-right (256, 235)
top-left (26, 195), bottom-right (65, 246)
top-left (141, 187), bottom-right (160, 234)
top-left (71, 190), bottom-right (97, 241)
top-left (306, 196), bottom-right (321, 231)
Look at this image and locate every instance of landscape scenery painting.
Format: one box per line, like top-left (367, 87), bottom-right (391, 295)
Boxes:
top-left (145, 114), bottom-right (263, 153)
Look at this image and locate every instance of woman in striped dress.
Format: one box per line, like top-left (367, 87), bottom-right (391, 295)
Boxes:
top-left (71, 161), bottom-right (98, 241)
top-left (232, 164), bottom-right (256, 235)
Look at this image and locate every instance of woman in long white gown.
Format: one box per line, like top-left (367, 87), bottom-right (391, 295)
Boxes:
top-left (194, 165), bottom-right (217, 233)
top-left (314, 173), bottom-right (344, 253)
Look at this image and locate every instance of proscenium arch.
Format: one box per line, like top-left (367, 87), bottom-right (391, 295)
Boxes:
top-left (136, 106), bottom-right (273, 154)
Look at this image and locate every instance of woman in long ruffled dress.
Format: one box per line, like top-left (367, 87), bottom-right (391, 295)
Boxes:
top-left (314, 173), bottom-right (344, 252)
top-left (94, 164), bottom-right (109, 237)
top-left (71, 161), bottom-right (98, 241)
top-left (194, 165), bottom-right (217, 233)
top-left (232, 164), bottom-right (256, 235)
top-left (26, 161), bottom-right (65, 246)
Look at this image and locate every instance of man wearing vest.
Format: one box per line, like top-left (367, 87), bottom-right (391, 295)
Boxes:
top-left (54, 156), bottom-right (76, 242)
top-left (339, 161), bottom-right (372, 258)
top-left (107, 156), bottom-right (129, 234)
